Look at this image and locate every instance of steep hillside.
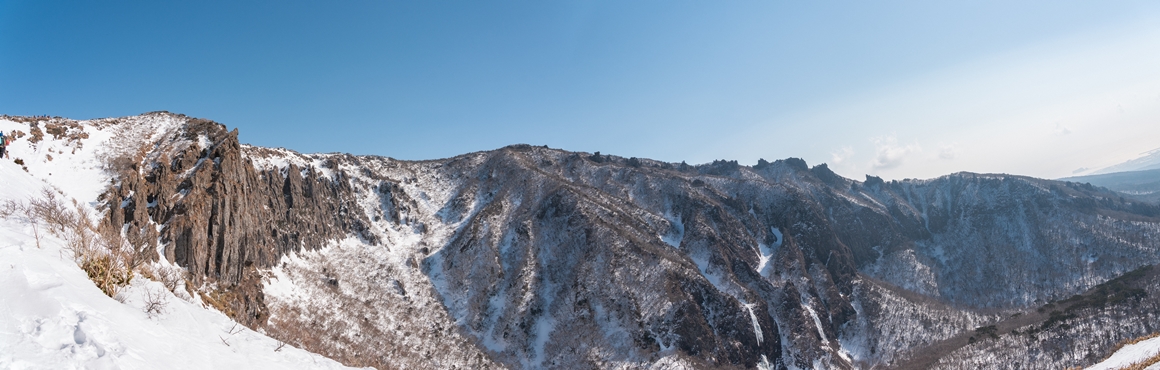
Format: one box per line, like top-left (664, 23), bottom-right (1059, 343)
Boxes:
top-left (890, 265), bottom-right (1160, 369)
top-left (0, 115), bottom-right (361, 369)
top-left (5, 113), bottom-right (1159, 369)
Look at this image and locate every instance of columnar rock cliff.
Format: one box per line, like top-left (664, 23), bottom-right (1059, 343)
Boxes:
top-left (101, 115), bottom-right (376, 327)
top-left (17, 113), bottom-right (1159, 369)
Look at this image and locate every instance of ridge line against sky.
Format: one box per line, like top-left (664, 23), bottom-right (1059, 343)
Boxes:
top-left (2, 1), bottom-right (1159, 180)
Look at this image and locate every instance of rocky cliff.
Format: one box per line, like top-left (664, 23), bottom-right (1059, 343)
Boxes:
top-left (100, 114), bottom-right (376, 327)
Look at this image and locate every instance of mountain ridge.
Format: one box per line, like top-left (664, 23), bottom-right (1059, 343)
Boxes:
top-left (3, 112), bottom-right (1159, 369)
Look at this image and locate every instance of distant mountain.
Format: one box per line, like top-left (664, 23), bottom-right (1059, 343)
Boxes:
top-left (1091, 147), bottom-right (1160, 175)
top-left (1061, 169), bottom-right (1160, 204)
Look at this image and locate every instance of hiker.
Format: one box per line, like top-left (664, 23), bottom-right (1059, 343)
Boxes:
top-left (0, 131), bottom-right (7, 159)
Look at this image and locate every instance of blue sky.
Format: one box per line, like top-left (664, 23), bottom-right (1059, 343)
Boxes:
top-left (3, 1), bottom-right (1159, 180)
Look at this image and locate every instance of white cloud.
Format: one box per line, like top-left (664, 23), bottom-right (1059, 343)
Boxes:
top-left (1053, 123), bottom-right (1071, 136)
top-left (831, 146), bottom-right (854, 164)
top-left (938, 143), bottom-right (958, 160)
top-left (871, 135), bottom-right (921, 170)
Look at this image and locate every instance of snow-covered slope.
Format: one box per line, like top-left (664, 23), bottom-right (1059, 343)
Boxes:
top-left (1088, 335), bottom-right (1160, 370)
top-left (1093, 148), bottom-right (1160, 175)
top-left (0, 116), bottom-right (362, 370)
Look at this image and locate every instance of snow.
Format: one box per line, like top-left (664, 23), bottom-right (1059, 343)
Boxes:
top-left (263, 249), bottom-right (319, 304)
top-left (311, 157), bottom-right (337, 180)
top-left (660, 211), bottom-right (683, 248)
top-left (0, 119), bottom-right (112, 205)
top-left (1093, 147), bottom-right (1160, 175)
top-left (690, 251), bottom-right (730, 295)
top-left (244, 147), bottom-right (303, 173)
top-left (0, 117), bottom-right (363, 370)
top-left (692, 250), bottom-right (769, 350)
top-left (756, 355), bottom-right (775, 370)
top-left (802, 300), bottom-right (829, 345)
top-left (744, 303), bottom-right (764, 345)
top-left (756, 227), bottom-right (782, 276)
top-left (1087, 336), bottom-right (1160, 370)
top-left (196, 134), bottom-right (213, 150)
top-left (528, 309), bottom-right (558, 369)
top-left (0, 235), bottom-right (357, 370)
top-left (481, 288), bottom-right (511, 353)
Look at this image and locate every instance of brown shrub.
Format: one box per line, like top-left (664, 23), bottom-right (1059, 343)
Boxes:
top-left (1121, 352), bottom-right (1160, 370)
top-left (142, 265), bottom-right (187, 294)
top-left (1105, 332), bottom-right (1160, 364)
top-left (0, 188), bottom-right (144, 297)
top-left (42, 121), bottom-right (89, 148)
top-left (142, 286), bottom-right (170, 318)
top-left (82, 254), bottom-right (133, 297)
top-left (28, 124), bottom-right (43, 144)
top-left (200, 290), bottom-right (239, 318)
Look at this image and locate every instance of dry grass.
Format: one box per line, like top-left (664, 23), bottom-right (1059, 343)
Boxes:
top-left (81, 254), bottom-right (133, 297)
top-left (27, 124), bottom-right (43, 144)
top-left (0, 114), bottom-right (61, 124)
top-left (0, 187), bottom-right (152, 297)
top-left (199, 289), bottom-right (239, 318)
top-left (1079, 332), bottom-right (1160, 370)
top-left (13, 158), bottom-right (28, 172)
top-left (1120, 352), bottom-right (1160, 370)
top-left (1103, 333), bottom-right (1160, 364)
top-left (1124, 333), bottom-right (1160, 348)
top-left (141, 264), bottom-right (188, 294)
top-left (16, 119), bottom-right (89, 148)
top-left (98, 139), bottom-right (150, 175)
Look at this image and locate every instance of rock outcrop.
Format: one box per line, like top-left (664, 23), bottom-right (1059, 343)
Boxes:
top-left (102, 114), bottom-right (375, 326)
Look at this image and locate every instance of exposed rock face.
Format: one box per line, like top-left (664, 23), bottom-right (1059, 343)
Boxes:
top-left (90, 114), bottom-right (1160, 369)
top-left (413, 151), bottom-right (806, 368)
top-left (102, 115), bottom-right (375, 326)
